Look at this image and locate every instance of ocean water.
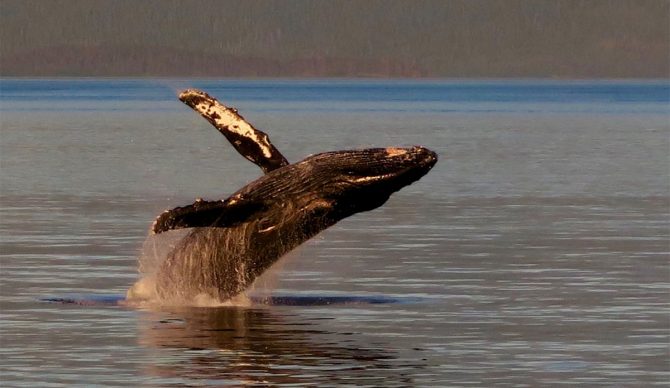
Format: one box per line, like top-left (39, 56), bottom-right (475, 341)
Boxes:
top-left (1, 79), bottom-right (669, 386)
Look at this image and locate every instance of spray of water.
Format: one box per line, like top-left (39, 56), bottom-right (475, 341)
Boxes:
top-left (126, 212), bottom-right (305, 308)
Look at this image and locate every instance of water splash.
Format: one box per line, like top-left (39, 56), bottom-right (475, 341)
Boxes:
top-left (125, 229), bottom-right (187, 303)
top-left (126, 228), bottom-right (255, 307)
top-left (127, 225), bottom-right (278, 307)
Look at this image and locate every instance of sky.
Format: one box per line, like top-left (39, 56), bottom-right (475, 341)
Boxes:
top-left (1, 0), bottom-right (668, 78)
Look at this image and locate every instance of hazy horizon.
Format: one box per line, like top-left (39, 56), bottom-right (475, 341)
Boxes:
top-left (1, 0), bottom-right (668, 78)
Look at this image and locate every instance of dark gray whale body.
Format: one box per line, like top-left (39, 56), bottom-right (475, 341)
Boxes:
top-left (127, 90), bottom-right (437, 304)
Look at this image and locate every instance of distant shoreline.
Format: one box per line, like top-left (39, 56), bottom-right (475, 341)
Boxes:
top-left (4, 1), bottom-right (668, 80)
top-left (1, 76), bottom-right (668, 81)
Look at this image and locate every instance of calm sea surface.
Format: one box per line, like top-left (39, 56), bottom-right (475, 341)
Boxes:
top-left (1, 79), bottom-right (669, 386)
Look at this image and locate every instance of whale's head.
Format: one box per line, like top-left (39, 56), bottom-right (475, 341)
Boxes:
top-left (292, 146), bottom-right (438, 217)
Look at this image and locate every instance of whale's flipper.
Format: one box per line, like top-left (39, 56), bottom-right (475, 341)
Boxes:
top-left (152, 198), bottom-right (267, 234)
top-left (179, 89), bottom-right (289, 174)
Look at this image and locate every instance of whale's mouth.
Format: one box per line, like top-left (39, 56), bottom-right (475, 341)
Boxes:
top-left (346, 172), bottom-right (396, 184)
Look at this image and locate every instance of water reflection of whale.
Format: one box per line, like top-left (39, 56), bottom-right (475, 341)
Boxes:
top-left (138, 306), bottom-right (418, 386)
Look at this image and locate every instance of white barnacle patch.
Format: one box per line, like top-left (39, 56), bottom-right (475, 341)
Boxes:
top-left (385, 147), bottom-right (408, 157)
top-left (190, 98), bottom-right (273, 159)
top-left (150, 208), bottom-right (173, 234)
top-left (180, 88), bottom-right (289, 173)
top-left (227, 194), bottom-right (242, 205)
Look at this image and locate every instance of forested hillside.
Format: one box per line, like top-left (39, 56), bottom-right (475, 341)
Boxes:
top-left (1, 0), bottom-right (667, 77)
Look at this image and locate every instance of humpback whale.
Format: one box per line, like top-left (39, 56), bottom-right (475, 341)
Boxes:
top-left (127, 89), bottom-right (437, 304)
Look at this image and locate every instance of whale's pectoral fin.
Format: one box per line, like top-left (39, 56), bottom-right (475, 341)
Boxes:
top-left (179, 89), bottom-right (289, 174)
top-left (151, 198), bottom-right (268, 234)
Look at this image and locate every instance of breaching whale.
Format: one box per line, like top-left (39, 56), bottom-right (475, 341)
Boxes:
top-left (126, 89), bottom-right (437, 304)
